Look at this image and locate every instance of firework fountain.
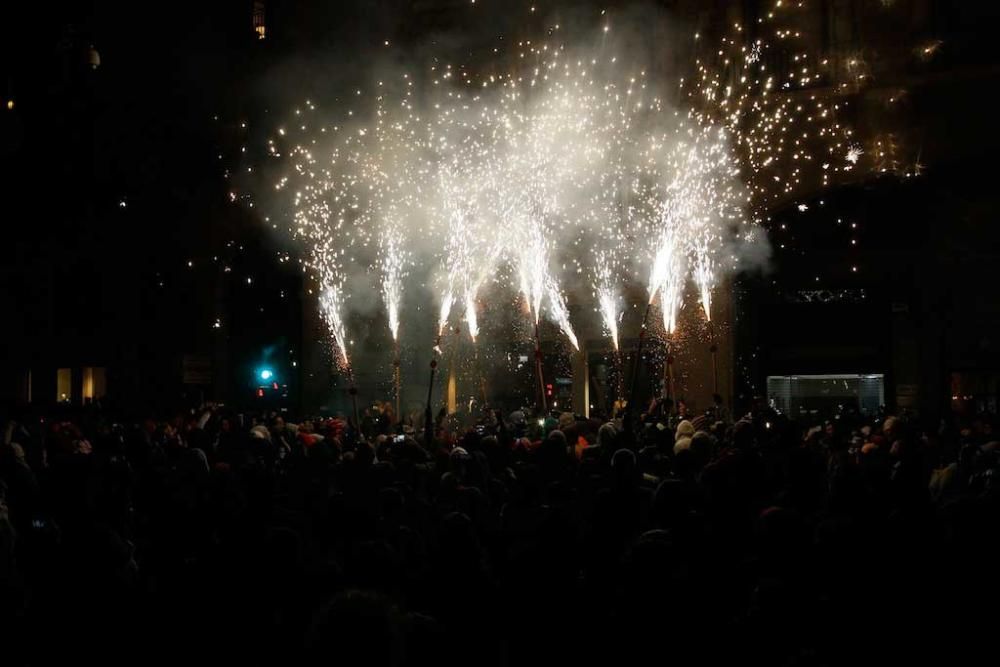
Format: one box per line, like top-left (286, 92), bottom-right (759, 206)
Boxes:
top-left (259, 2), bottom-right (899, 419)
top-left (319, 282), bottom-right (358, 424)
top-left (379, 234), bottom-right (407, 419)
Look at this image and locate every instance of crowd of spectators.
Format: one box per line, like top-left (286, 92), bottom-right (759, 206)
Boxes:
top-left (2, 396), bottom-right (998, 666)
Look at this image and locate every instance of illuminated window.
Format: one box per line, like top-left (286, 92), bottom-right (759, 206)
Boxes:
top-left (253, 1), bottom-right (266, 40)
top-left (82, 367), bottom-right (107, 402)
top-left (57, 368), bottom-right (72, 403)
top-left (767, 374), bottom-right (885, 419)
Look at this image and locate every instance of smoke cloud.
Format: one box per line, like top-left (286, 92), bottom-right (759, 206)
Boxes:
top-left (241, 1), bottom-right (772, 404)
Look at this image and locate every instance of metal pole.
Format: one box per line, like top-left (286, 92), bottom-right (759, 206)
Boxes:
top-left (346, 362), bottom-right (360, 438)
top-left (424, 358), bottom-right (438, 445)
top-left (348, 385), bottom-right (360, 437)
top-left (707, 304), bottom-right (719, 396)
top-left (394, 339), bottom-right (401, 429)
top-left (475, 342), bottom-right (487, 408)
top-left (662, 337), bottom-right (670, 401)
top-left (709, 320), bottom-right (719, 395)
top-left (625, 301), bottom-right (653, 437)
top-left (616, 348), bottom-right (625, 409)
top-left (534, 320), bottom-right (547, 414)
top-left (711, 345), bottom-right (719, 395)
top-left (667, 338), bottom-right (677, 419)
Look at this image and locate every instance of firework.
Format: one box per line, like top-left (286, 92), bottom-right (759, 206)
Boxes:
top-left (693, 246), bottom-right (715, 321)
top-left (648, 224), bottom-right (686, 334)
top-left (546, 275), bottom-right (580, 351)
top-left (437, 150), bottom-right (500, 340)
top-left (464, 292), bottom-right (480, 342)
top-left (379, 234), bottom-right (407, 341)
top-left (319, 281), bottom-right (350, 370)
top-left (260, 2), bottom-right (899, 381)
top-left (595, 253), bottom-right (621, 350)
top-left (437, 291), bottom-right (455, 338)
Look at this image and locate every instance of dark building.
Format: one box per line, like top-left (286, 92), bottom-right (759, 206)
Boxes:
top-left (0, 2), bottom-right (304, 414)
top-left (732, 1), bottom-right (1000, 421)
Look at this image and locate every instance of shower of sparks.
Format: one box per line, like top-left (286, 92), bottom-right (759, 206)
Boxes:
top-left (546, 275), bottom-right (580, 350)
top-left (694, 248), bottom-right (715, 321)
top-left (464, 292), bottom-right (480, 342)
top-left (437, 148), bottom-right (501, 340)
top-left (319, 281), bottom-right (350, 370)
top-left (262, 1), bottom-right (902, 366)
top-left (379, 234), bottom-right (408, 341)
top-left (438, 292), bottom-right (455, 338)
top-left (643, 122), bottom-right (741, 331)
top-left (648, 225), bottom-right (686, 334)
top-left (595, 253), bottom-right (621, 350)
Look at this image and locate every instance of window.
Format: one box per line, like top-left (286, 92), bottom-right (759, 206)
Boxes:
top-left (82, 367), bottom-right (107, 403)
top-left (253, 1), bottom-right (266, 40)
top-left (57, 368), bottom-right (72, 403)
top-left (767, 374), bottom-right (885, 419)
top-left (951, 371), bottom-right (999, 415)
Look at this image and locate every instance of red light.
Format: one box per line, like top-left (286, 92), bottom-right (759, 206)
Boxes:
top-left (272, 382), bottom-right (279, 390)
top-left (257, 388), bottom-right (265, 397)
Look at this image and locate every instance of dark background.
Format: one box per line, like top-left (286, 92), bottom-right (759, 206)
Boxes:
top-left (3, 0), bottom-right (999, 419)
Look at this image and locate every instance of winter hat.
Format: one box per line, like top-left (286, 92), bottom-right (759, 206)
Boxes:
top-left (676, 420), bottom-right (695, 439)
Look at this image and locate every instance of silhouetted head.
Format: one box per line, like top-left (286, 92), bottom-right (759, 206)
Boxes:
top-left (612, 448), bottom-right (638, 486)
top-left (306, 590), bottom-right (405, 666)
top-left (598, 422), bottom-right (618, 450)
